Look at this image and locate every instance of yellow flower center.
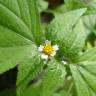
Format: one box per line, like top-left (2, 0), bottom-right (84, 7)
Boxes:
top-left (43, 44), bottom-right (53, 55)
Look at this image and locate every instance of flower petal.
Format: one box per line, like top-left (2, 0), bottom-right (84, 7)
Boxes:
top-left (45, 40), bottom-right (51, 45)
top-left (41, 53), bottom-right (48, 60)
top-left (38, 45), bottom-right (44, 52)
top-left (50, 51), bottom-right (56, 57)
top-left (53, 45), bottom-right (59, 51)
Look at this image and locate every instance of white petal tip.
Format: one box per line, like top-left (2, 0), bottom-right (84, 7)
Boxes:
top-left (45, 40), bottom-right (51, 44)
top-left (38, 45), bottom-right (44, 52)
top-left (50, 51), bottom-right (56, 57)
top-left (41, 54), bottom-right (48, 60)
top-left (53, 45), bottom-right (59, 51)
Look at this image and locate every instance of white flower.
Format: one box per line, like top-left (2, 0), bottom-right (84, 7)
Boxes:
top-left (38, 40), bottom-right (59, 60)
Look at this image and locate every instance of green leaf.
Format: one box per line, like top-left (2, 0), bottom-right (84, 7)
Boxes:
top-left (37, 0), bottom-right (48, 12)
top-left (0, 0), bottom-right (20, 16)
top-left (64, 0), bottom-right (74, 10)
top-left (15, 0), bottom-right (32, 30)
top-left (0, 0), bottom-right (45, 74)
top-left (77, 47), bottom-right (96, 62)
top-left (77, 61), bottom-right (96, 95)
top-left (16, 56), bottom-right (44, 96)
top-left (23, 83), bottom-right (41, 96)
top-left (67, 19), bottom-right (86, 53)
top-left (40, 59), bottom-right (66, 96)
top-left (70, 65), bottom-right (90, 96)
top-left (65, 0), bottom-right (96, 14)
top-left (79, 61), bottom-right (96, 75)
top-left (46, 8), bottom-right (86, 41)
top-left (0, 24), bottom-right (32, 47)
top-left (82, 14), bottom-right (96, 35)
top-left (79, 66), bottom-right (96, 93)
top-left (93, 28), bottom-right (96, 36)
top-left (0, 44), bottom-right (37, 74)
top-left (88, 87), bottom-right (96, 96)
top-left (0, 1), bottom-right (32, 40)
top-left (0, 0), bottom-right (44, 43)
top-left (26, 0), bottom-right (45, 44)
top-left (53, 90), bottom-right (68, 96)
top-left (46, 9), bottom-right (86, 61)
